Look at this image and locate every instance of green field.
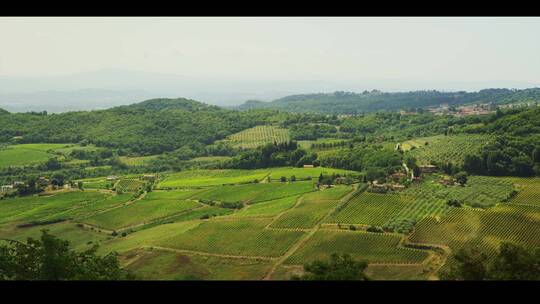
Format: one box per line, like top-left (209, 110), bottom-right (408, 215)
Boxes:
top-left (286, 230), bottom-right (429, 265)
top-left (402, 175), bottom-right (515, 208)
top-left (409, 204), bottom-right (540, 260)
top-left (507, 177), bottom-right (540, 207)
top-left (270, 200), bottom-right (339, 229)
top-left (326, 192), bottom-right (412, 226)
top-left (158, 169), bottom-right (270, 188)
top-left (268, 167), bottom-right (358, 180)
top-left (119, 155), bottom-right (159, 166)
top-left (82, 198), bottom-right (200, 230)
top-left (403, 134), bottom-right (494, 165)
top-left (193, 181), bottom-right (315, 204)
top-left (99, 218), bottom-right (305, 257)
top-left (123, 248), bottom-right (272, 280)
top-left (232, 196), bottom-right (300, 218)
top-left (219, 125), bottom-right (290, 149)
top-left (0, 191), bottom-right (112, 224)
top-left (1, 166), bottom-right (538, 281)
top-left (0, 143), bottom-right (70, 168)
top-left (0, 221), bottom-right (109, 251)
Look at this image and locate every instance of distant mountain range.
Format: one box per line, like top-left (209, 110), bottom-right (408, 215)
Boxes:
top-left (1, 69), bottom-right (539, 113)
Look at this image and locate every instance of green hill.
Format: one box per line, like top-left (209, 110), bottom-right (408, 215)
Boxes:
top-left (237, 88), bottom-right (540, 114)
top-left (0, 98), bottom-right (278, 155)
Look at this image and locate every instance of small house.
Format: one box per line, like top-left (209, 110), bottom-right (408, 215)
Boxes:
top-left (334, 177), bottom-right (348, 184)
top-left (390, 184), bottom-right (406, 190)
top-left (1, 185), bottom-right (13, 192)
top-left (419, 165), bottom-right (437, 173)
top-left (303, 164), bottom-right (314, 168)
top-left (390, 172), bottom-right (407, 181)
top-left (141, 174), bottom-right (156, 181)
top-left (106, 176), bottom-right (119, 181)
top-left (38, 177), bottom-right (50, 186)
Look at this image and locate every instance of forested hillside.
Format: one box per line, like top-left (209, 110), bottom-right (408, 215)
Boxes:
top-left (0, 98), bottom-right (283, 155)
top-left (237, 88), bottom-right (540, 114)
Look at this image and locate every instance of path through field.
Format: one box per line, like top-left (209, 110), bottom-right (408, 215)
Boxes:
top-left (262, 184), bottom-right (362, 280)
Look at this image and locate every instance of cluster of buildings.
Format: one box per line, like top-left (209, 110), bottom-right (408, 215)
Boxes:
top-left (426, 103), bottom-right (494, 117)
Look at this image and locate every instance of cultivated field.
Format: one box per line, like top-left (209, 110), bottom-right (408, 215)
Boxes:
top-left (1, 168), bottom-right (538, 280)
top-left (286, 230), bottom-right (429, 265)
top-left (402, 134), bottom-right (494, 165)
top-left (219, 125), bottom-right (290, 149)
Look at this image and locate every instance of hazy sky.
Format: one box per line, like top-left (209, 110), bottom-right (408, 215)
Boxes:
top-left (1, 17), bottom-right (540, 85)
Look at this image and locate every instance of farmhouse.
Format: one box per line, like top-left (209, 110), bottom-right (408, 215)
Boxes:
top-left (141, 174), bottom-right (156, 181)
top-left (390, 184), bottom-right (406, 190)
top-left (38, 177), bottom-right (50, 186)
top-left (106, 176), bottom-right (119, 181)
top-left (439, 176), bottom-right (455, 186)
top-left (1, 185), bottom-right (13, 192)
top-left (303, 164), bottom-right (314, 168)
top-left (334, 176), bottom-right (348, 184)
top-left (390, 172), bottom-right (407, 181)
top-left (419, 165), bottom-right (437, 173)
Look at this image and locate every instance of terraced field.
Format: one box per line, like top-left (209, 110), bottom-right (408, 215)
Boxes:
top-left (219, 125), bottom-right (290, 149)
top-left (403, 134), bottom-right (494, 165)
top-left (286, 230), bottom-right (429, 265)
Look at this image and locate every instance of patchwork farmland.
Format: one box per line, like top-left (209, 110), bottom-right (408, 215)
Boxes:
top-left (1, 167), bottom-right (539, 280)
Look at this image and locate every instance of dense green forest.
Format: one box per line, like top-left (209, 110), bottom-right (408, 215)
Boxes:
top-left (0, 98), bottom-right (285, 155)
top-left (237, 88), bottom-right (540, 114)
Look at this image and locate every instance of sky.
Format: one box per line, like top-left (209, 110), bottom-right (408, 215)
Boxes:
top-left (0, 17), bottom-right (540, 109)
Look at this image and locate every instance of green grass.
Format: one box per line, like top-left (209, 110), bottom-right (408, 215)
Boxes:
top-left (100, 218), bottom-right (304, 257)
top-left (194, 181), bottom-right (315, 204)
top-left (98, 220), bottom-right (202, 254)
top-left (82, 198), bottom-right (200, 230)
top-left (123, 249), bottom-right (272, 280)
top-left (286, 230), bottom-right (429, 265)
top-left (302, 185), bottom-right (353, 201)
top-left (0, 221), bottom-right (109, 252)
top-left (0, 191), bottom-right (111, 224)
top-left (158, 169), bottom-right (270, 188)
top-left (270, 198), bottom-right (340, 229)
top-left (365, 264), bottom-right (429, 280)
top-left (156, 219), bottom-right (304, 257)
top-left (219, 125), bottom-right (290, 149)
top-left (0, 144), bottom-right (62, 168)
top-left (232, 196), bottom-right (299, 218)
top-left (268, 167), bottom-right (358, 180)
top-left (326, 192), bottom-right (411, 226)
